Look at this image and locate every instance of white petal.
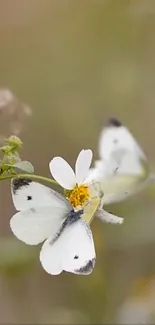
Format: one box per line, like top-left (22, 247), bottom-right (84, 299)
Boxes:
top-left (97, 209), bottom-right (124, 224)
top-left (75, 149), bottom-right (93, 184)
top-left (10, 206), bottom-right (68, 245)
top-left (49, 157), bottom-right (76, 189)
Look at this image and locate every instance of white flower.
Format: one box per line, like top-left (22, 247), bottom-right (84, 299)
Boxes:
top-left (50, 149), bottom-right (93, 190)
top-left (49, 149), bottom-right (94, 209)
top-left (50, 149), bottom-right (124, 225)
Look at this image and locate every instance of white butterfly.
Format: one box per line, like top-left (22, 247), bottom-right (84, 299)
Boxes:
top-left (10, 178), bottom-right (96, 275)
top-left (86, 117), bottom-right (150, 204)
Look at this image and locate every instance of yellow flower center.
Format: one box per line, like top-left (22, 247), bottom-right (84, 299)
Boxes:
top-left (66, 185), bottom-right (89, 208)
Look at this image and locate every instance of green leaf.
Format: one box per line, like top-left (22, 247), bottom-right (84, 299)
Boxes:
top-left (4, 161), bottom-right (34, 173)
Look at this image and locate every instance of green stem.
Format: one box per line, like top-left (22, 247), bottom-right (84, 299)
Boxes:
top-left (0, 173), bottom-right (59, 186)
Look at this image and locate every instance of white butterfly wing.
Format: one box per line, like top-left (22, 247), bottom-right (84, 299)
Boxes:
top-left (10, 206), bottom-right (70, 245)
top-left (98, 117), bottom-right (147, 176)
top-left (40, 216), bottom-right (96, 275)
top-left (10, 178), bottom-right (72, 245)
top-left (87, 118), bottom-right (149, 205)
top-left (40, 234), bottom-right (63, 275)
top-left (11, 178), bottom-right (72, 212)
top-left (63, 218), bottom-right (95, 275)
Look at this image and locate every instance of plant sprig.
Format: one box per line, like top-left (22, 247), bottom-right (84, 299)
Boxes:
top-left (0, 135), bottom-right (58, 187)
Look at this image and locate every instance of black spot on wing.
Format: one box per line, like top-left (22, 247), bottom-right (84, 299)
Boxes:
top-left (107, 117), bottom-right (122, 127)
top-left (50, 209), bottom-right (84, 245)
top-left (75, 258), bottom-right (96, 274)
top-left (74, 255), bottom-right (79, 259)
top-left (12, 178), bottom-right (33, 194)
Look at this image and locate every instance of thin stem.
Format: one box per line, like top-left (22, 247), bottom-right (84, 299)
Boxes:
top-left (0, 173), bottom-right (59, 187)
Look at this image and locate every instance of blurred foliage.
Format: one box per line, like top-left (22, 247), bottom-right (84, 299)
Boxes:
top-left (0, 237), bottom-right (38, 276)
top-left (0, 88), bottom-right (32, 143)
top-left (0, 0), bottom-right (155, 324)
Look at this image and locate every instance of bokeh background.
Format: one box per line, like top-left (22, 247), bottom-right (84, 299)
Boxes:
top-left (0, 0), bottom-right (155, 323)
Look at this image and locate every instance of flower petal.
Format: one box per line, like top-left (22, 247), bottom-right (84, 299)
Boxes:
top-left (75, 149), bottom-right (93, 184)
top-left (49, 157), bottom-right (76, 189)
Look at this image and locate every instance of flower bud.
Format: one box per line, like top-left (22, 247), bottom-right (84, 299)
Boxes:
top-left (7, 135), bottom-right (23, 148)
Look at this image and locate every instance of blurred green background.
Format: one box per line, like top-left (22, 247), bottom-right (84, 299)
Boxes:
top-left (0, 0), bottom-right (155, 323)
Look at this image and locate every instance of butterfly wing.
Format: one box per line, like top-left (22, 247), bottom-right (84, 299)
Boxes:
top-left (40, 211), bottom-right (96, 275)
top-left (87, 118), bottom-right (149, 204)
top-left (11, 178), bottom-right (71, 211)
top-left (10, 206), bottom-right (72, 245)
top-left (10, 178), bottom-right (72, 245)
top-left (99, 117), bottom-right (147, 175)
top-left (81, 196), bottom-right (101, 224)
top-left (63, 218), bottom-right (95, 275)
